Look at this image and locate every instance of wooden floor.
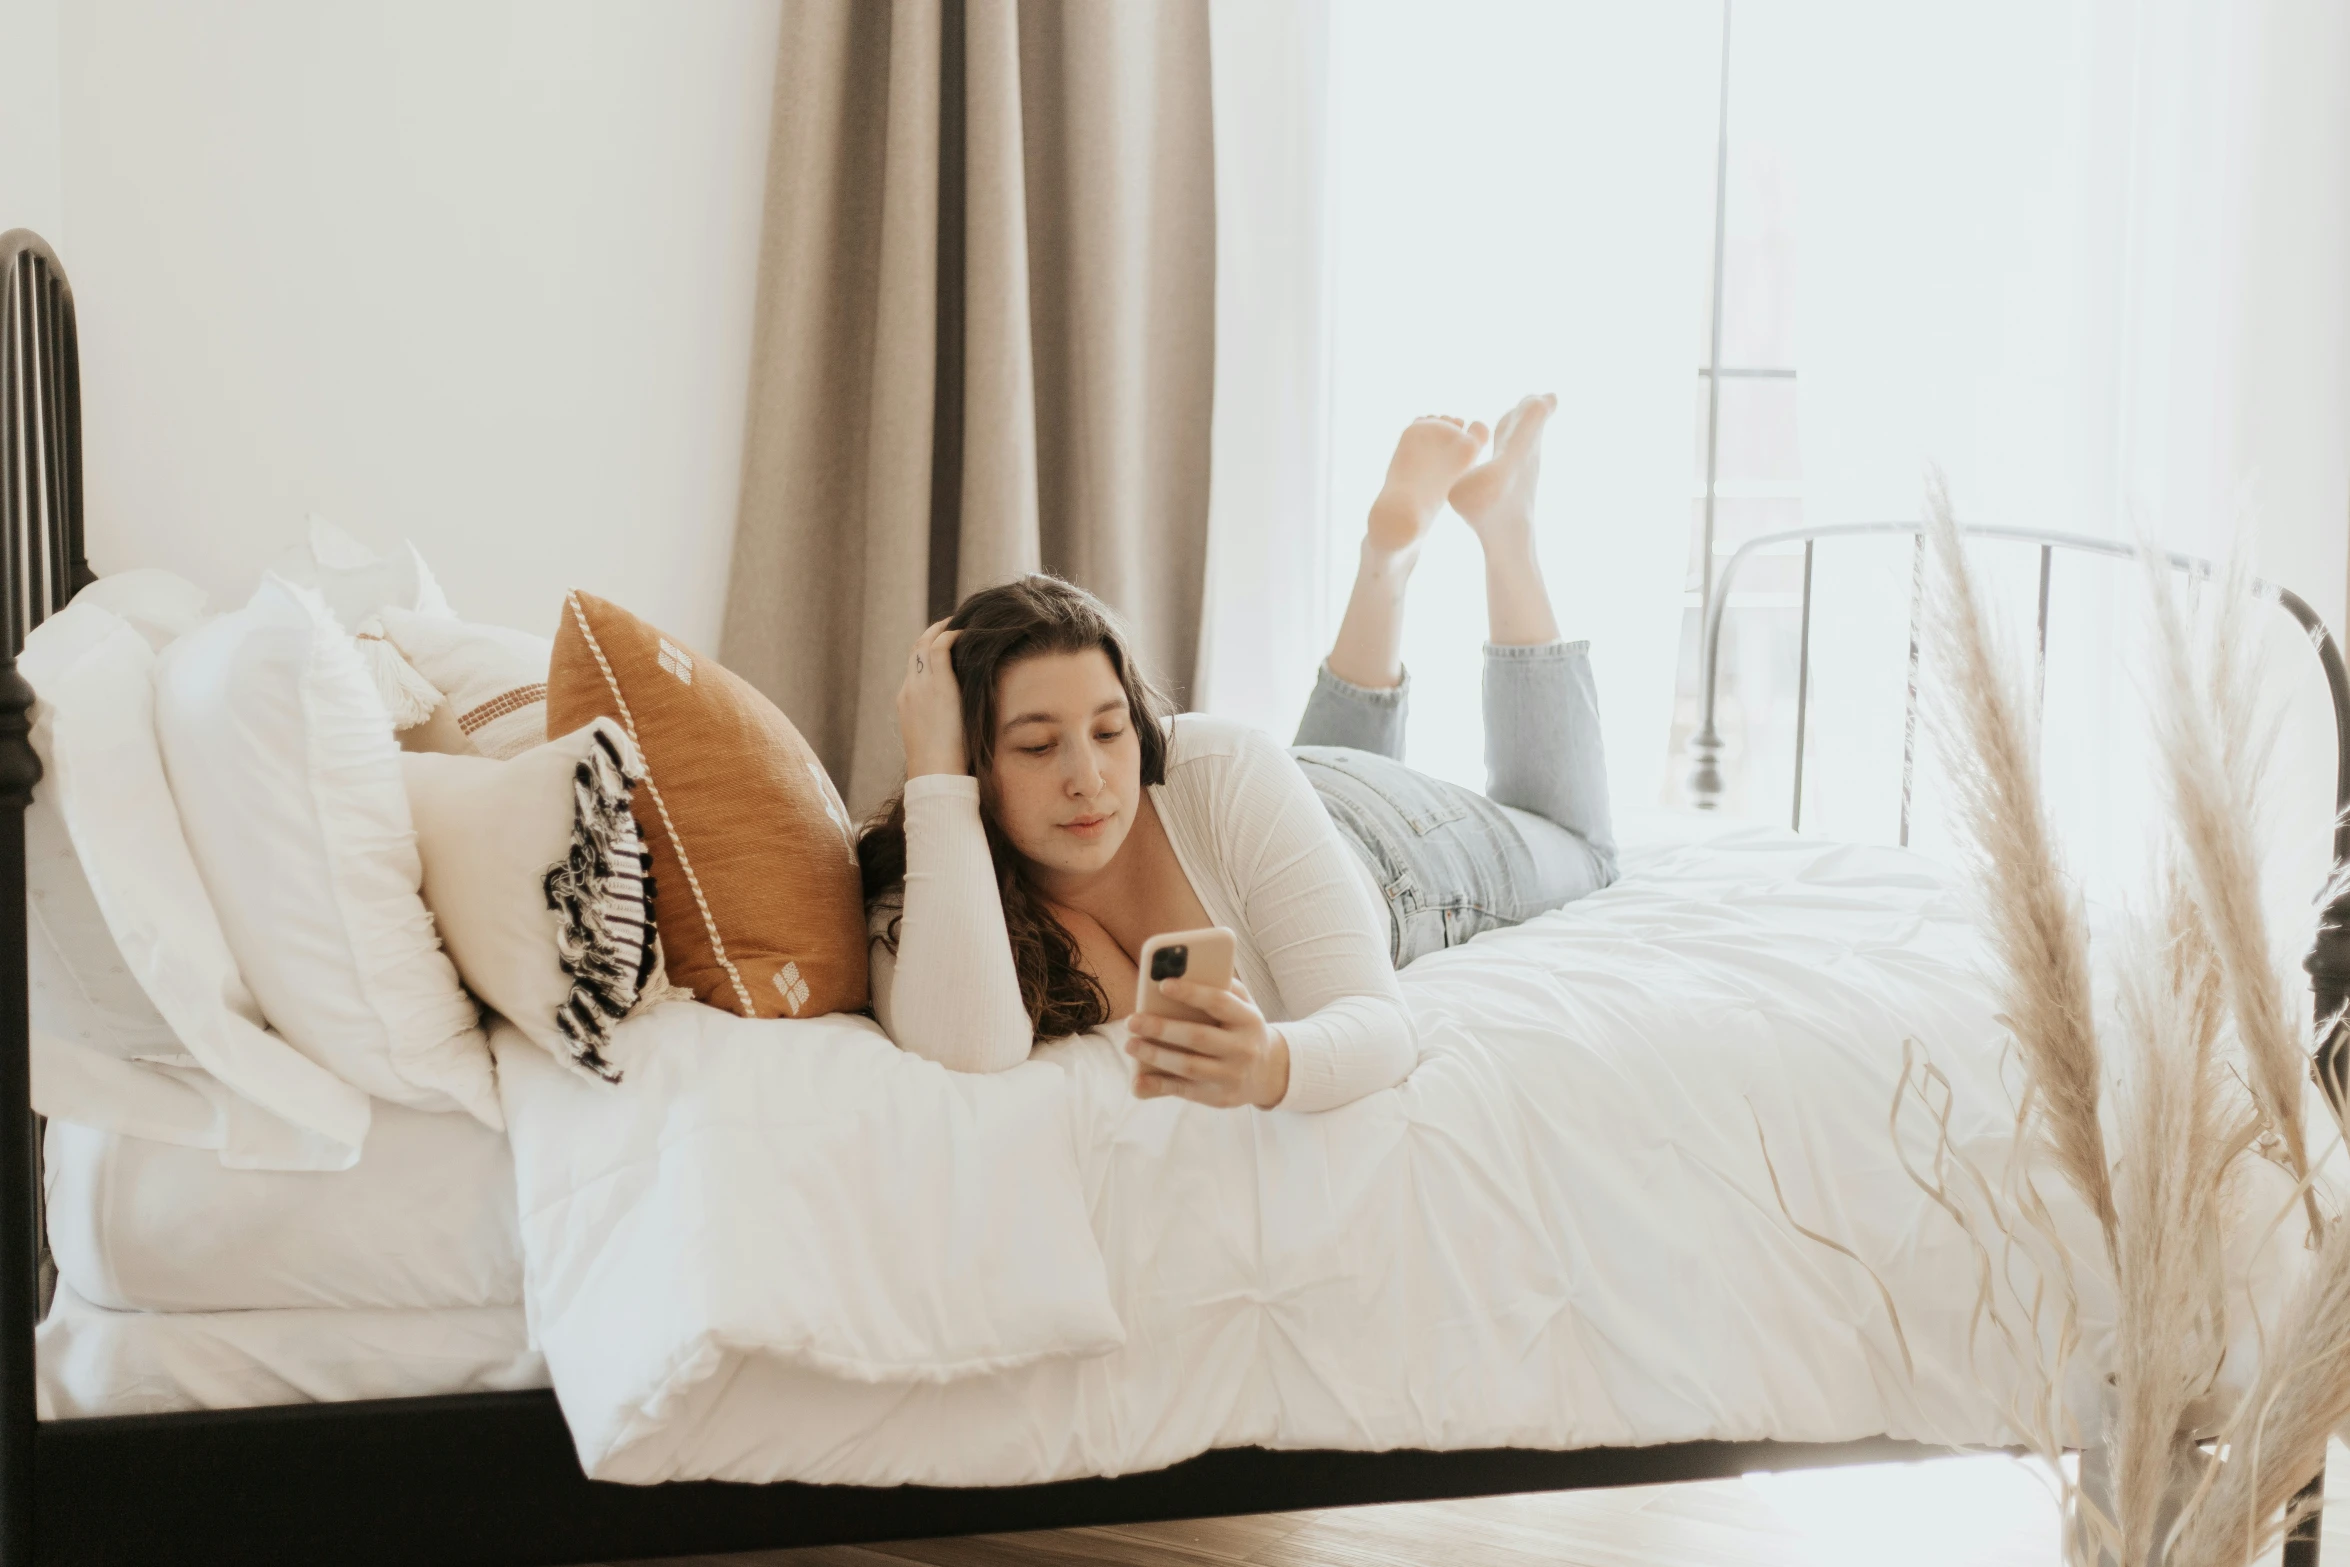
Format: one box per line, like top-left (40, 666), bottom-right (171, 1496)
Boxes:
top-left (614, 1443), bottom-right (2350, 1567)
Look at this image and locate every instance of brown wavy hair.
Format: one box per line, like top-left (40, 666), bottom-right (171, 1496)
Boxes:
top-left (858, 574), bottom-right (1174, 1040)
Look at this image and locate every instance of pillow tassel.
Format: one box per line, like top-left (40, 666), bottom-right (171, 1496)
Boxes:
top-left (353, 616), bottom-right (445, 730)
top-left (541, 724), bottom-right (654, 1083)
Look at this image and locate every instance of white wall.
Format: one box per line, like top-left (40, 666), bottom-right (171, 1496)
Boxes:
top-left (54, 1), bottom-right (781, 646)
top-left (0, 0), bottom-right (64, 243)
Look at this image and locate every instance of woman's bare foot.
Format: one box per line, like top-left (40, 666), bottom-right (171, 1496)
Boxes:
top-left (1448, 394), bottom-right (1561, 646)
top-left (1446, 393), bottom-right (1555, 551)
top-left (1367, 415), bottom-right (1489, 555)
top-left (1325, 415), bottom-right (1487, 689)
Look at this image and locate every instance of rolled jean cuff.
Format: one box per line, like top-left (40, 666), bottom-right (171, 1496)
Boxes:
top-left (1293, 660), bottom-right (1411, 757)
top-left (1483, 639), bottom-right (1590, 661)
top-left (1313, 660), bottom-right (1409, 705)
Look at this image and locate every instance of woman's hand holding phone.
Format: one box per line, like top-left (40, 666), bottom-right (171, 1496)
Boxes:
top-left (1127, 976), bottom-right (1289, 1110)
top-left (897, 617), bottom-right (967, 778)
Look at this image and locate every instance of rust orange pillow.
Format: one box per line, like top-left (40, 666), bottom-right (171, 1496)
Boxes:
top-left (545, 591), bottom-right (867, 1018)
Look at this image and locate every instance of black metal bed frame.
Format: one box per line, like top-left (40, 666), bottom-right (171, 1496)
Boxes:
top-left (1, 226), bottom-right (2340, 1565)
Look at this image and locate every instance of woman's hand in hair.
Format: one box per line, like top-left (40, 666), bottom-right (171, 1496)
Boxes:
top-left (1126, 978), bottom-right (1290, 1110)
top-left (898, 617), bottom-right (968, 777)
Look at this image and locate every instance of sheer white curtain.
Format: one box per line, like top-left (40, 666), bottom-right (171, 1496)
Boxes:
top-left (1760, 0), bottom-right (2350, 899)
top-left (1193, 0), bottom-right (1336, 733)
top-left (1300, 1), bottom-right (1719, 799)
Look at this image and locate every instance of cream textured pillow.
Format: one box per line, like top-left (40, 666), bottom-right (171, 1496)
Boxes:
top-left (153, 575), bottom-right (498, 1128)
top-left (24, 593), bottom-right (370, 1169)
top-left (370, 606), bottom-right (550, 760)
top-left (545, 591), bottom-right (867, 1019)
top-left (403, 720), bottom-right (658, 1083)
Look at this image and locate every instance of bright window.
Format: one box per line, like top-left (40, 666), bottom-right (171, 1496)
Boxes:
top-left (1323, 1), bottom-right (1719, 805)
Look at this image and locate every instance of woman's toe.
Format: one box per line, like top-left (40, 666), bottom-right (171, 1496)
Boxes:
top-left (1502, 393), bottom-right (1553, 450)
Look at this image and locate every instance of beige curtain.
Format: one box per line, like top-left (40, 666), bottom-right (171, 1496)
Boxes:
top-left (723, 0), bottom-right (1217, 815)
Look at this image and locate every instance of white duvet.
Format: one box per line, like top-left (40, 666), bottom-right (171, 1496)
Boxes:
top-left (500, 822), bottom-right (2129, 1487)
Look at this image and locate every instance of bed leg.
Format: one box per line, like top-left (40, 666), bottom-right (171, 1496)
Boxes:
top-left (0, 661), bottom-right (37, 1566)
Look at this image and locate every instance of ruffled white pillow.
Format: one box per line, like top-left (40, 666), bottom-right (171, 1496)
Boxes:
top-left (154, 575), bottom-right (498, 1128)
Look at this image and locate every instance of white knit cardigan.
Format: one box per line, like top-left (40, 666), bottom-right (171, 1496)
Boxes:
top-left (869, 714), bottom-right (1414, 1113)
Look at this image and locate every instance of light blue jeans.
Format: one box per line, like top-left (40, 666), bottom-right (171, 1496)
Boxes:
top-left (1290, 641), bottom-right (1617, 967)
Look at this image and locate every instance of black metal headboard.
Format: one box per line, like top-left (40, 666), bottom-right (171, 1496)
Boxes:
top-left (1685, 520), bottom-right (2350, 1113)
top-left (1, 231), bottom-right (94, 655)
top-left (0, 227), bottom-right (97, 1563)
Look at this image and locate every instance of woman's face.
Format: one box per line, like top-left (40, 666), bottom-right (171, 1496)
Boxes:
top-left (983, 648), bottom-right (1142, 881)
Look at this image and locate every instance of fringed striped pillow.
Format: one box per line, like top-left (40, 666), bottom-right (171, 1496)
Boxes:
top-left (540, 724), bottom-right (660, 1077)
top-left (404, 718), bottom-right (668, 1084)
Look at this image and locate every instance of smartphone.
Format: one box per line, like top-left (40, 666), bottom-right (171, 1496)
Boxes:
top-left (1132, 927), bottom-right (1237, 1026)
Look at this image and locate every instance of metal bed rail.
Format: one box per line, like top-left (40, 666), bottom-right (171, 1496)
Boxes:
top-left (1685, 519), bottom-right (2350, 1105)
top-left (1688, 520), bottom-right (2350, 852)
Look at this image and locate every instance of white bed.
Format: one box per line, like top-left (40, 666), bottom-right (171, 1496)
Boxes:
top-left (497, 817), bottom-right (2293, 1489)
top-left (38, 812), bottom-right (2310, 1470)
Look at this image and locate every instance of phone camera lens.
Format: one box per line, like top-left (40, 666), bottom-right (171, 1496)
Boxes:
top-left (1151, 946), bottom-right (1188, 981)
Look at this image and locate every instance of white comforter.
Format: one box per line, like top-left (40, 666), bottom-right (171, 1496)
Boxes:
top-left (498, 822), bottom-right (2121, 1487)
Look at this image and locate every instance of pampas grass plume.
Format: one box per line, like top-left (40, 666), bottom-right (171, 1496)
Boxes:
top-left (2141, 540), bottom-right (2318, 1219)
top-left (1923, 471), bottom-right (2117, 1254)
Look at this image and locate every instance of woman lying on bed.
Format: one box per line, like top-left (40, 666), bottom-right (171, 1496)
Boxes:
top-left (858, 393), bottom-right (1615, 1112)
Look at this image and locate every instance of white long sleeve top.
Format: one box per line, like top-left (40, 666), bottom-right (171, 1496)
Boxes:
top-left (868, 714), bottom-right (1415, 1113)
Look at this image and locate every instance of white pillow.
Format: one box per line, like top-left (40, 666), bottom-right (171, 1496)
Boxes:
top-left (404, 720), bottom-right (658, 1082)
top-left (272, 516), bottom-right (454, 632)
top-left (67, 568), bottom-right (210, 649)
top-left (23, 593), bottom-right (371, 1169)
top-left (45, 1104), bottom-right (522, 1312)
top-left (373, 606), bottom-right (551, 761)
top-left (153, 575), bottom-right (498, 1128)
